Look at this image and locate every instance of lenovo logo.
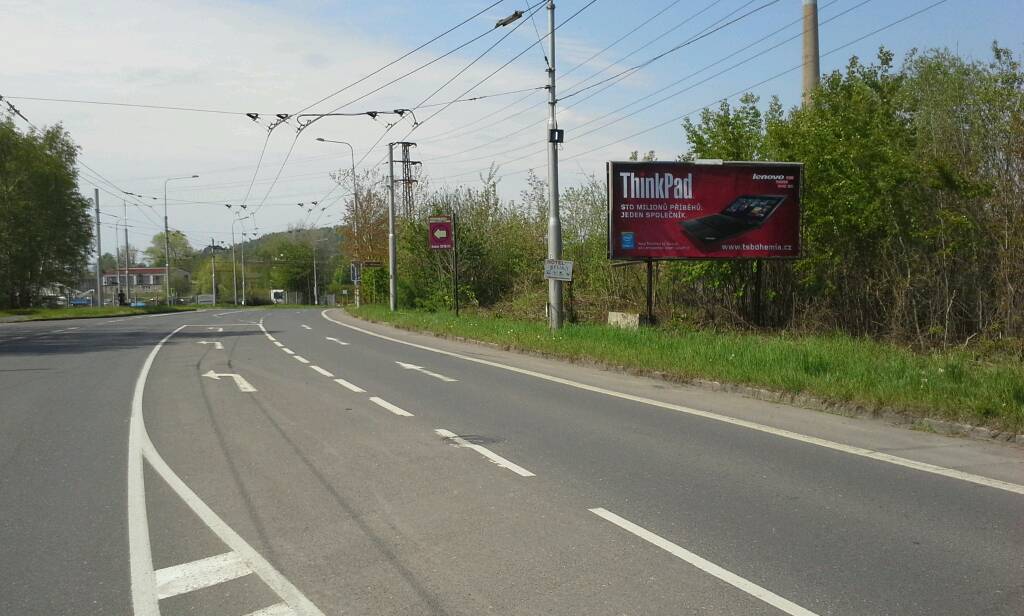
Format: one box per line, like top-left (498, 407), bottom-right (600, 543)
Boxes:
top-left (752, 173), bottom-right (785, 180)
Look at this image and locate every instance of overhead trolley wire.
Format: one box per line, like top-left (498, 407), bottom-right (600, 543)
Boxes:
top-left (432, 0), bottom-right (950, 185)
top-left (426, 0), bottom-right (779, 165)
top-left (382, 0), bottom-right (601, 169)
top-left (245, 1), bottom-right (541, 214)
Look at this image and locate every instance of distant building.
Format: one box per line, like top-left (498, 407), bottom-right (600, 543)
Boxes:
top-left (103, 267), bottom-right (190, 298)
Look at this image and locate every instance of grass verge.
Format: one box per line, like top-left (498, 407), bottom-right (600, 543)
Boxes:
top-left (348, 305), bottom-right (1024, 433)
top-left (0, 305), bottom-right (197, 321)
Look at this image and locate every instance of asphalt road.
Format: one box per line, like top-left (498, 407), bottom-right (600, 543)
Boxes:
top-left (1, 307), bottom-right (1021, 615)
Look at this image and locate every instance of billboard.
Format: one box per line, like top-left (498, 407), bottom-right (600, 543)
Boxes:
top-left (607, 161), bottom-right (801, 260)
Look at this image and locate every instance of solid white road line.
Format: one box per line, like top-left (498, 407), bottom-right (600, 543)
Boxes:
top-left (310, 365), bottom-right (334, 377)
top-left (325, 336), bottom-right (349, 346)
top-left (282, 348), bottom-right (295, 355)
top-left (322, 310), bottom-right (1024, 496)
top-left (589, 508), bottom-right (817, 616)
top-left (293, 355), bottom-right (310, 364)
top-left (334, 378), bottom-right (365, 393)
top-left (369, 396), bottom-right (414, 417)
top-left (245, 603), bottom-right (296, 616)
top-left (396, 361), bottom-right (457, 382)
top-left (435, 429), bottom-right (535, 477)
top-left (266, 335), bottom-right (277, 342)
top-left (301, 324), bottom-right (312, 330)
top-left (128, 326), bottom-right (325, 616)
top-left (155, 551), bottom-right (251, 599)
top-left (274, 341), bottom-right (285, 347)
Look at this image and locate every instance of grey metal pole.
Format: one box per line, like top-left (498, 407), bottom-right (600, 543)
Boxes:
top-left (94, 189), bottom-right (103, 307)
top-left (802, 0), bottom-right (820, 106)
top-left (240, 237), bottom-right (247, 306)
top-left (210, 239), bottom-right (217, 305)
top-left (113, 219), bottom-right (121, 302)
top-left (230, 221), bottom-right (238, 306)
top-left (312, 244), bottom-right (319, 305)
top-left (163, 175), bottom-right (198, 305)
top-left (163, 183), bottom-right (171, 305)
top-left (124, 199), bottom-right (131, 303)
top-left (546, 0), bottom-right (563, 329)
top-left (388, 143), bottom-right (397, 311)
top-left (452, 211), bottom-right (459, 317)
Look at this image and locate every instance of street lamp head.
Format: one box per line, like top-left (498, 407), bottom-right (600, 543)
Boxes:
top-left (495, 10), bottom-right (523, 28)
top-left (315, 137), bottom-right (325, 142)
top-left (191, 174), bottom-right (199, 178)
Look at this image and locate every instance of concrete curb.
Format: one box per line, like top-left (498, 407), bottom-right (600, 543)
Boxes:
top-left (344, 310), bottom-right (1024, 448)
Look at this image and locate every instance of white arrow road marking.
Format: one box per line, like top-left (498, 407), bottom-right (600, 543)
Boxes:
top-left (325, 337), bottom-right (349, 346)
top-left (197, 340), bottom-right (224, 350)
top-left (128, 326), bottom-right (325, 615)
top-left (323, 310), bottom-right (1024, 496)
top-left (395, 361), bottom-right (457, 382)
top-left (202, 370), bottom-right (257, 393)
top-left (155, 551), bottom-right (251, 599)
top-left (589, 508), bottom-right (817, 616)
top-left (207, 327), bottom-right (224, 332)
top-left (435, 429), bottom-right (534, 477)
top-left (301, 324), bottom-right (312, 330)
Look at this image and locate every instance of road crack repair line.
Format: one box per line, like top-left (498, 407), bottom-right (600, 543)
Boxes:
top-left (127, 323), bottom-right (325, 616)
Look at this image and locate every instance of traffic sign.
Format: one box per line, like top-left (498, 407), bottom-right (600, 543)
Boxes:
top-left (428, 216), bottom-right (453, 250)
top-left (544, 259), bottom-right (574, 281)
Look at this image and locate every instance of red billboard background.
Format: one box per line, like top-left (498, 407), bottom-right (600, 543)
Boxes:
top-left (607, 161), bottom-right (801, 260)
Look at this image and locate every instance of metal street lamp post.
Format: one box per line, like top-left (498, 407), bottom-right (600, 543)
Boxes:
top-left (163, 174), bottom-right (199, 304)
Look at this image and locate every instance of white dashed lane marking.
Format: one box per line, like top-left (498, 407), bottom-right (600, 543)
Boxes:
top-left (589, 508), bottom-right (817, 616)
top-left (435, 429), bottom-right (535, 477)
top-left (369, 397), bottom-right (414, 417)
top-left (334, 378), bottom-right (365, 393)
top-left (310, 366), bottom-right (333, 377)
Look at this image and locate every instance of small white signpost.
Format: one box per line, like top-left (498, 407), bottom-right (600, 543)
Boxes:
top-left (543, 259), bottom-right (574, 282)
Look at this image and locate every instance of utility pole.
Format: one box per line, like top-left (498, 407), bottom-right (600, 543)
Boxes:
top-left (210, 239), bottom-right (217, 305)
top-left (802, 0), bottom-right (820, 106)
top-left (240, 235), bottom-right (247, 306)
top-left (123, 199), bottom-right (131, 303)
top-left (546, 0), bottom-right (564, 329)
top-left (94, 188), bottom-right (103, 307)
top-left (312, 243), bottom-right (319, 306)
top-left (387, 143), bottom-right (397, 311)
top-left (399, 142), bottom-right (421, 218)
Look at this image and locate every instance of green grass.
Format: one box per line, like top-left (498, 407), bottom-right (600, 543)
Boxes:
top-left (0, 305), bottom-right (197, 321)
top-left (348, 305), bottom-right (1024, 433)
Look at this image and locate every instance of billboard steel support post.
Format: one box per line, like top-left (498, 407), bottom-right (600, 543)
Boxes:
top-left (546, 0), bottom-right (563, 330)
top-left (646, 259), bottom-right (654, 325)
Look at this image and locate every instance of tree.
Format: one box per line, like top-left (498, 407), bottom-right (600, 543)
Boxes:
top-left (0, 117), bottom-right (94, 307)
top-left (144, 231), bottom-right (194, 269)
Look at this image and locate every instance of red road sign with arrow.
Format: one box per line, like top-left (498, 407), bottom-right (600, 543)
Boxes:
top-left (428, 216), bottom-right (453, 250)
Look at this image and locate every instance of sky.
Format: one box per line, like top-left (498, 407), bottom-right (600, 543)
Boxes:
top-left (3, 0), bottom-right (1022, 256)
